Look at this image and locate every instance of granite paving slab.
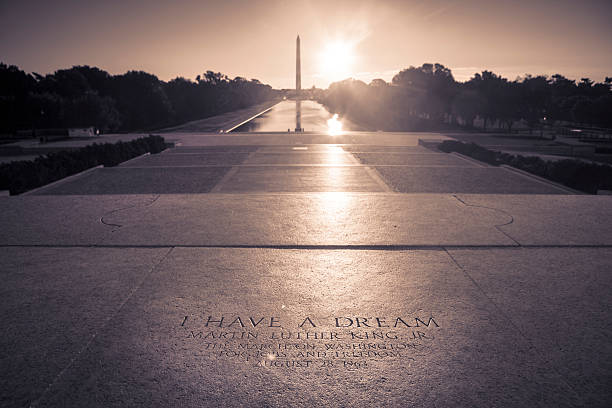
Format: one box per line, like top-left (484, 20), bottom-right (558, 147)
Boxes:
top-left (0, 195), bottom-right (156, 245)
top-left (355, 152), bottom-right (478, 166)
top-left (99, 193), bottom-right (513, 246)
top-left (448, 247), bottom-right (612, 407)
top-left (3, 194), bottom-right (610, 248)
top-left (454, 194), bottom-right (612, 245)
top-left (376, 166), bottom-right (570, 194)
top-left (120, 153), bottom-right (250, 167)
top-left (243, 152), bottom-right (356, 165)
top-left (26, 248), bottom-right (584, 407)
top-left (214, 167), bottom-right (385, 192)
top-left (164, 146), bottom-right (259, 154)
top-left (33, 167), bottom-right (231, 195)
top-left (254, 145), bottom-right (350, 153)
top-left (341, 145), bottom-right (432, 153)
top-left (0, 247), bottom-right (170, 407)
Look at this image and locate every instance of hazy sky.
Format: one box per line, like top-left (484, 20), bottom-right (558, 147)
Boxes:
top-left (1, 0), bottom-right (611, 88)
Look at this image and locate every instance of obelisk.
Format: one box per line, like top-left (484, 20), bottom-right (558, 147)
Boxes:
top-left (295, 34), bottom-right (302, 132)
top-left (296, 35), bottom-right (301, 94)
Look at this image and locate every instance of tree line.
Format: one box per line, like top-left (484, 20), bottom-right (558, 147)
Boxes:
top-left (320, 63), bottom-right (612, 132)
top-left (0, 63), bottom-right (278, 134)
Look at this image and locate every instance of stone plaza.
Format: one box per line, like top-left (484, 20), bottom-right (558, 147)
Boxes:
top-left (1, 129), bottom-right (611, 407)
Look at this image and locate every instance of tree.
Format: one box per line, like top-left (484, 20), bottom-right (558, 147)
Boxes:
top-left (37, 68), bottom-right (91, 98)
top-left (571, 96), bottom-right (595, 124)
top-left (201, 71), bottom-right (229, 85)
top-left (0, 62), bottom-right (278, 133)
top-left (519, 75), bottom-right (550, 131)
top-left (110, 71), bottom-right (173, 130)
top-left (369, 78), bottom-right (387, 88)
top-left (391, 63), bottom-right (457, 122)
top-left (66, 91), bottom-right (120, 131)
top-left (452, 89), bottom-right (485, 127)
top-left (0, 63), bottom-right (36, 132)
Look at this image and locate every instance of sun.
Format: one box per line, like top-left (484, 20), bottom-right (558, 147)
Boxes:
top-left (318, 41), bottom-right (355, 83)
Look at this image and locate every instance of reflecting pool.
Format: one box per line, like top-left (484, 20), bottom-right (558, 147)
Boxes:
top-left (231, 100), bottom-right (359, 133)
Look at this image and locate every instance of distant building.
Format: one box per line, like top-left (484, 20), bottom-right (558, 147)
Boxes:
top-left (68, 127), bottom-right (97, 137)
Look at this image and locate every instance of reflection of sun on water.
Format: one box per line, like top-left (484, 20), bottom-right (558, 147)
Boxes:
top-left (327, 113), bottom-right (343, 136)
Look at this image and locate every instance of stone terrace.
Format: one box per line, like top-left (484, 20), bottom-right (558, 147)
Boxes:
top-left (1, 131), bottom-right (611, 407)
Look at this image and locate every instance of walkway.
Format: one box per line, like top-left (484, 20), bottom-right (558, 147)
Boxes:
top-left (1, 132), bottom-right (611, 407)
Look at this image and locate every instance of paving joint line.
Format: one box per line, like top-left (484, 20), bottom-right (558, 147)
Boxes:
top-left (208, 149), bottom-right (256, 192)
top-left (345, 149), bottom-right (394, 192)
top-left (209, 167), bottom-right (241, 193)
top-left (442, 247), bottom-right (586, 407)
top-left (28, 246), bottom-right (175, 408)
top-left (2, 244), bottom-right (612, 250)
top-left (114, 164), bottom-right (484, 168)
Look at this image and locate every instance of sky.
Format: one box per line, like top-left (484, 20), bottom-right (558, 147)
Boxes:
top-left (1, 0), bottom-right (611, 88)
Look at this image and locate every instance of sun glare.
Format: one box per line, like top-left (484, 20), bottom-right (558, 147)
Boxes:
top-left (319, 41), bottom-right (355, 83)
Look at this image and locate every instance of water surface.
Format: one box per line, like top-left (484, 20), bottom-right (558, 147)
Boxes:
top-left (232, 100), bottom-right (359, 133)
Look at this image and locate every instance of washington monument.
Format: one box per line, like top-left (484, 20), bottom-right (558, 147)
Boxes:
top-left (296, 35), bottom-right (301, 95)
top-left (295, 34), bottom-right (302, 132)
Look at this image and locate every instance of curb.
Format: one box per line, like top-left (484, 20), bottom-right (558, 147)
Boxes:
top-left (449, 152), bottom-right (489, 167)
top-left (118, 152), bottom-right (150, 166)
top-left (20, 165), bottom-right (104, 196)
top-left (500, 164), bottom-right (584, 195)
top-left (225, 102), bottom-right (280, 133)
top-left (417, 139), bottom-right (446, 150)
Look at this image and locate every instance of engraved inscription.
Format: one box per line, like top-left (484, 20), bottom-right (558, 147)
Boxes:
top-left (178, 314), bottom-right (440, 370)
